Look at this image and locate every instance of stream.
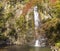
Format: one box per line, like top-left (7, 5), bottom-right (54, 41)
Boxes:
top-left (0, 45), bottom-right (51, 51)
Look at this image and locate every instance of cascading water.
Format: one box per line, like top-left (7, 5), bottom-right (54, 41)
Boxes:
top-left (34, 6), bottom-right (40, 29)
top-left (33, 6), bottom-right (46, 47)
top-left (34, 40), bottom-right (40, 47)
top-left (33, 6), bottom-right (40, 47)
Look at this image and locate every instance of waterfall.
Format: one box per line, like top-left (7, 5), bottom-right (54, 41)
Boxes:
top-left (33, 6), bottom-right (40, 47)
top-left (33, 6), bottom-right (46, 47)
top-left (34, 6), bottom-right (40, 29)
top-left (34, 40), bottom-right (40, 47)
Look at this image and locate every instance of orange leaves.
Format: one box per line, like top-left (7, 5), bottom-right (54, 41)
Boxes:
top-left (50, 0), bottom-right (57, 3)
top-left (22, 0), bottom-right (39, 15)
top-left (22, 0), bottom-right (43, 16)
top-left (22, 2), bottom-right (32, 15)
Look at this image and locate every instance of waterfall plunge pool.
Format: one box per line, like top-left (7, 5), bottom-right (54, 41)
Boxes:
top-left (0, 45), bottom-right (51, 51)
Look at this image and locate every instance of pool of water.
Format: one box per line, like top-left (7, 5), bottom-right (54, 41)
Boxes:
top-left (0, 45), bottom-right (51, 51)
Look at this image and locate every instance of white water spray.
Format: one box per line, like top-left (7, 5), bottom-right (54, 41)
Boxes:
top-left (34, 40), bottom-right (40, 47)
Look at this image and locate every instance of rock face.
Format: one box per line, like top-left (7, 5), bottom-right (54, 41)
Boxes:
top-left (0, 0), bottom-right (53, 46)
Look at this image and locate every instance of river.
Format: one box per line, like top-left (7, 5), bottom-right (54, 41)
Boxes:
top-left (0, 45), bottom-right (51, 51)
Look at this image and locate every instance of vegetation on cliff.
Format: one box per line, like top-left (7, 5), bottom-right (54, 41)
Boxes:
top-left (0, 0), bottom-right (60, 46)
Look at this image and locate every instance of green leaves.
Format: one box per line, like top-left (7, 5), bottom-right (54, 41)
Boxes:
top-left (16, 15), bottom-right (27, 37)
top-left (41, 17), bottom-right (60, 45)
top-left (51, 0), bottom-right (60, 18)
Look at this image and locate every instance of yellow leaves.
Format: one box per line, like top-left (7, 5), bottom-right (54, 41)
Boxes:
top-left (51, 0), bottom-right (60, 7)
top-left (54, 4), bottom-right (60, 9)
top-left (24, 0), bottom-right (30, 3)
top-left (55, 42), bottom-right (60, 47)
top-left (0, 22), bottom-right (4, 27)
top-left (41, 17), bottom-right (60, 32)
top-left (39, 12), bottom-right (45, 20)
top-left (0, 3), bottom-right (2, 8)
